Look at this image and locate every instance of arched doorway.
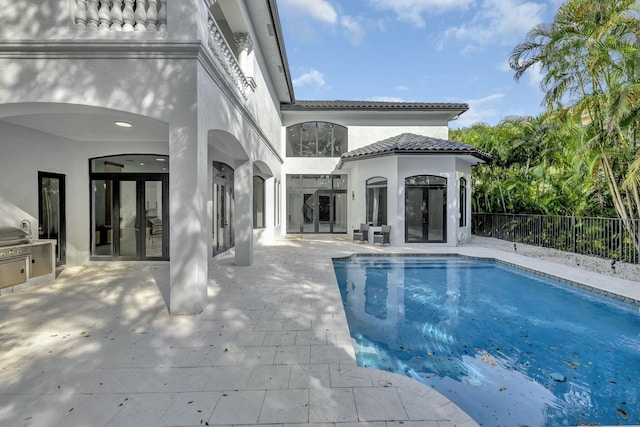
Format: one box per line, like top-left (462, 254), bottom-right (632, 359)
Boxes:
top-left (405, 175), bottom-right (447, 243)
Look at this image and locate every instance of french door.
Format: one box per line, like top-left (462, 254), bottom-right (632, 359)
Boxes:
top-left (91, 175), bottom-right (168, 260)
top-left (405, 176), bottom-right (447, 243)
top-left (213, 161), bottom-right (234, 257)
top-left (38, 172), bottom-right (66, 266)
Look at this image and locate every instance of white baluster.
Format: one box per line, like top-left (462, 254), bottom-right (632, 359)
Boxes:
top-left (158, 0), bottom-right (167, 31)
top-left (147, 0), bottom-right (158, 31)
top-left (134, 0), bottom-right (148, 31)
top-left (123, 0), bottom-right (135, 31)
top-left (75, 0), bottom-right (88, 28)
top-left (87, 0), bottom-right (99, 30)
top-left (98, 0), bottom-right (111, 30)
top-left (110, 0), bottom-right (124, 31)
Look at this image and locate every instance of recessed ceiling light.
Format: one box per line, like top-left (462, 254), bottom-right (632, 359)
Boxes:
top-left (139, 163), bottom-right (145, 166)
top-left (115, 121), bottom-right (132, 128)
top-left (156, 158), bottom-right (166, 162)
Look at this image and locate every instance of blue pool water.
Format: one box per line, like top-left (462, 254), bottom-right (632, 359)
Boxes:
top-left (333, 256), bottom-right (640, 427)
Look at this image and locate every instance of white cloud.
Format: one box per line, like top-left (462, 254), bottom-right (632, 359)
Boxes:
top-left (293, 69), bottom-right (326, 91)
top-left (368, 96), bottom-right (407, 102)
top-left (526, 62), bottom-right (544, 88)
top-left (497, 60), bottom-right (512, 73)
top-left (367, 0), bottom-right (474, 28)
top-left (443, 0), bottom-right (546, 52)
top-left (340, 15), bottom-right (366, 46)
top-left (395, 85), bottom-right (410, 91)
top-left (281, 0), bottom-right (337, 24)
top-left (454, 93), bottom-right (505, 127)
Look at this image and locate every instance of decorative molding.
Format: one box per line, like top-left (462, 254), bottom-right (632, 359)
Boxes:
top-left (233, 32), bottom-right (253, 53)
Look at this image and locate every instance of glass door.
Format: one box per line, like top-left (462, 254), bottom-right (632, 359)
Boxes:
top-left (118, 180), bottom-right (137, 258)
top-left (91, 176), bottom-right (168, 260)
top-left (405, 187), bottom-right (424, 242)
top-left (405, 176), bottom-right (447, 243)
top-left (38, 172), bottom-right (66, 266)
top-left (317, 192), bottom-right (332, 233)
top-left (213, 161), bottom-right (235, 257)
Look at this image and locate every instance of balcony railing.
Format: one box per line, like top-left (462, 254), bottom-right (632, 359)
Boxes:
top-left (205, 11), bottom-right (255, 100)
top-left (472, 213), bottom-right (640, 264)
top-left (74, 0), bottom-right (167, 31)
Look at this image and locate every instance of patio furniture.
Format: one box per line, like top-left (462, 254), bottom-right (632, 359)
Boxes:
top-left (373, 225), bottom-right (391, 245)
top-left (353, 223), bottom-right (369, 243)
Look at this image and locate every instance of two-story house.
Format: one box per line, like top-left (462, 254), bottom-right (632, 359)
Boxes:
top-left (0, 0), bottom-right (489, 314)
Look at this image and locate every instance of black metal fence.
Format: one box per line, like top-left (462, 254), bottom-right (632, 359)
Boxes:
top-left (472, 213), bottom-right (640, 264)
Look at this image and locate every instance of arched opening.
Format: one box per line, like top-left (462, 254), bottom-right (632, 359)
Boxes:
top-left (405, 175), bottom-right (447, 243)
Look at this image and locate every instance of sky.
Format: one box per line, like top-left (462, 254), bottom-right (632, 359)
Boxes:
top-left (275, 0), bottom-right (565, 128)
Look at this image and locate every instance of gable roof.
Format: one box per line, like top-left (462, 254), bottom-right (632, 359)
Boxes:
top-left (281, 100), bottom-right (469, 113)
top-left (338, 133), bottom-right (491, 167)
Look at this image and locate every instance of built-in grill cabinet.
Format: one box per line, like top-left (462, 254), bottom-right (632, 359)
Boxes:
top-left (0, 257), bottom-right (28, 288)
top-left (30, 243), bottom-right (53, 278)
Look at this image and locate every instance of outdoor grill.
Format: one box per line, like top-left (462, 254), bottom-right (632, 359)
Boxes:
top-left (0, 225), bottom-right (32, 249)
top-left (0, 226), bottom-right (33, 289)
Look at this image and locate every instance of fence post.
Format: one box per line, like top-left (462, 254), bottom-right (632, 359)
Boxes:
top-left (619, 218), bottom-right (623, 261)
top-left (572, 216), bottom-right (577, 254)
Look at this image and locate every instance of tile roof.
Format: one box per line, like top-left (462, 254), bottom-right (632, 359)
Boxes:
top-left (340, 133), bottom-right (492, 164)
top-left (281, 100), bottom-right (469, 112)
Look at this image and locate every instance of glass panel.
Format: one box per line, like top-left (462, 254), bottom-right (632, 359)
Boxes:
top-left (428, 188), bottom-right (446, 241)
top-left (333, 124), bottom-right (347, 156)
top-left (405, 187), bottom-right (424, 242)
top-left (91, 154), bottom-right (168, 173)
top-left (318, 193), bottom-right (331, 233)
top-left (286, 124), bottom-right (301, 157)
top-left (92, 180), bottom-right (114, 256)
top-left (217, 184), bottom-right (225, 251)
top-left (301, 123), bottom-right (317, 157)
top-left (406, 175), bottom-right (446, 187)
top-left (144, 181), bottom-right (163, 258)
top-left (333, 193), bottom-right (347, 233)
top-left (119, 181), bottom-right (137, 257)
top-left (332, 175), bottom-right (347, 190)
top-left (286, 191), bottom-right (303, 233)
top-left (459, 178), bottom-right (467, 227)
top-left (302, 193), bottom-right (315, 232)
top-left (253, 177), bottom-right (265, 229)
top-left (317, 122), bottom-right (333, 157)
top-left (40, 177), bottom-right (61, 261)
top-left (366, 177), bottom-right (387, 226)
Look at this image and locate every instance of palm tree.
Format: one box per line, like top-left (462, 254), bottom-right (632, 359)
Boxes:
top-left (510, 0), bottom-right (640, 225)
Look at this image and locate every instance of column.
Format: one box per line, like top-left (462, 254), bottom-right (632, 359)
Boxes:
top-left (233, 160), bottom-right (253, 266)
top-left (169, 114), bottom-right (209, 315)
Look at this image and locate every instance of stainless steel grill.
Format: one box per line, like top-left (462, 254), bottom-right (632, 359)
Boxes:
top-left (0, 226), bottom-right (32, 248)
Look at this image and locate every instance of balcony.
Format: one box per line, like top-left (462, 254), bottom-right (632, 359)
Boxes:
top-left (73, 0), bottom-right (167, 32)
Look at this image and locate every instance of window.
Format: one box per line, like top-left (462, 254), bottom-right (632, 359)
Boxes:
top-left (366, 177), bottom-right (387, 226)
top-left (459, 177), bottom-right (467, 227)
top-left (286, 122), bottom-right (347, 157)
top-left (253, 176), bottom-right (265, 229)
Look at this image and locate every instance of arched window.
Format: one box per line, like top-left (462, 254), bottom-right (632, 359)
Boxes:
top-left (459, 177), bottom-right (467, 227)
top-left (286, 122), bottom-right (347, 157)
top-left (366, 177), bottom-right (387, 226)
top-left (253, 176), bottom-right (265, 229)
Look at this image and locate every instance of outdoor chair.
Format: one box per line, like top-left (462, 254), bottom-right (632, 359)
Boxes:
top-left (353, 223), bottom-right (369, 243)
top-left (373, 225), bottom-right (391, 245)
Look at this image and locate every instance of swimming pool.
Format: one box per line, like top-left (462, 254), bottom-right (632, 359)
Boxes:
top-left (333, 255), bottom-right (640, 427)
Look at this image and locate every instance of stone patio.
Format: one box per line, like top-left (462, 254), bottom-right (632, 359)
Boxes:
top-left (1, 237), bottom-right (638, 427)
